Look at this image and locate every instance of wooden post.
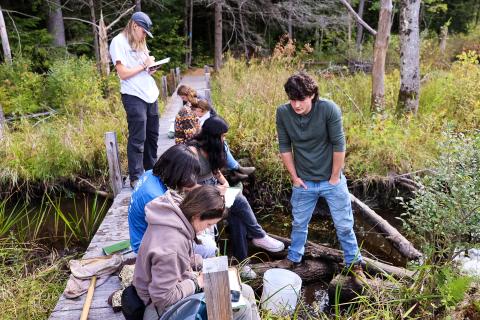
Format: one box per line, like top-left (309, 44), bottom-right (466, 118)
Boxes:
top-left (204, 89), bottom-right (212, 106)
top-left (204, 65), bottom-right (210, 74)
top-left (205, 72), bottom-right (211, 90)
top-left (104, 132), bottom-right (123, 196)
top-left (0, 103), bottom-right (5, 140)
top-left (203, 256), bottom-right (233, 320)
top-left (0, 6), bottom-right (12, 64)
top-left (175, 67), bottom-right (181, 84)
top-left (161, 76), bottom-right (168, 100)
top-left (170, 68), bottom-right (177, 89)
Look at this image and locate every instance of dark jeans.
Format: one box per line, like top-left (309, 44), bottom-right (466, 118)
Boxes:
top-left (121, 94), bottom-right (159, 182)
top-left (201, 178), bottom-right (265, 261)
top-left (229, 194), bottom-right (266, 261)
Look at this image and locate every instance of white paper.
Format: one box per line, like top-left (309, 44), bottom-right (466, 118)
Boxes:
top-left (225, 187), bottom-right (241, 208)
top-left (147, 57), bottom-right (170, 71)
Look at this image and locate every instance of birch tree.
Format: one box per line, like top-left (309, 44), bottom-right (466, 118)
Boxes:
top-left (397, 0), bottom-right (421, 114)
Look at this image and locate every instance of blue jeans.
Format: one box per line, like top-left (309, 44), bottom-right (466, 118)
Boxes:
top-left (224, 141), bottom-right (240, 170)
top-left (287, 174), bottom-right (362, 266)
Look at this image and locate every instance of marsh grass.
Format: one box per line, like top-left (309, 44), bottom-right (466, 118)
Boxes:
top-left (0, 237), bottom-right (72, 320)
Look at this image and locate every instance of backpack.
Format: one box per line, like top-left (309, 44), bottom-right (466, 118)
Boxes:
top-left (160, 293), bottom-right (207, 320)
top-left (121, 285), bottom-right (146, 320)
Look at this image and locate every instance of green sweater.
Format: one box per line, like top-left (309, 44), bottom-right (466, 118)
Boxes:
top-left (276, 99), bottom-right (346, 181)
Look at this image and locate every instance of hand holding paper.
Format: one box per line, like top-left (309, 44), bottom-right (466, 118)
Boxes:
top-left (147, 57), bottom-right (171, 72)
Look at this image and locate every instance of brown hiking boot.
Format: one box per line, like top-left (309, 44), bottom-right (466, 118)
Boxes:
top-left (349, 264), bottom-right (367, 287)
top-left (237, 166), bottom-right (255, 175)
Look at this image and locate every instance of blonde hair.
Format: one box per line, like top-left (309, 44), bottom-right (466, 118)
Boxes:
top-left (177, 85), bottom-right (198, 104)
top-left (122, 19), bottom-right (148, 52)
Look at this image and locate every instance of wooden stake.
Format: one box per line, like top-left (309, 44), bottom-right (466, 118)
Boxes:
top-left (0, 103), bottom-right (5, 140)
top-left (80, 275), bottom-right (97, 320)
top-left (203, 256), bottom-right (233, 320)
top-left (104, 132), bottom-right (123, 196)
top-left (204, 89), bottom-right (212, 106)
top-left (205, 72), bottom-right (211, 89)
top-left (161, 76), bottom-right (168, 100)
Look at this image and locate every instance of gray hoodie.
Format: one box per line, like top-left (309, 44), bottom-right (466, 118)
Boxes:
top-left (133, 190), bottom-right (197, 313)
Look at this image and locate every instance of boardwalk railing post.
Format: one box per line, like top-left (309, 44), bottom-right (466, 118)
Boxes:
top-left (175, 67), bottom-right (181, 84)
top-left (205, 72), bottom-right (211, 90)
top-left (170, 68), bottom-right (177, 90)
top-left (161, 76), bottom-right (168, 101)
top-left (204, 89), bottom-right (212, 106)
top-left (104, 132), bottom-right (123, 196)
top-left (203, 256), bottom-right (233, 320)
top-left (204, 64), bottom-right (210, 74)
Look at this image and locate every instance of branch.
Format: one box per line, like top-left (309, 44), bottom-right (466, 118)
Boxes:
top-left (338, 0), bottom-right (377, 36)
top-left (106, 5), bottom-right (135, 30)
top-left (64, 16), bottom-right (99, 29)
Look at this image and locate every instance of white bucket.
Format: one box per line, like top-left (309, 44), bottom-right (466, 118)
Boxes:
top-left (260, 268), bottom-right (302, 315)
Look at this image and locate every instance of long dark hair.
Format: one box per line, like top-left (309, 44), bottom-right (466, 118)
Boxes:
top-left (153, 144), bottom-right (200, 190)
top-left (190, 116), bottom-right (229, 172)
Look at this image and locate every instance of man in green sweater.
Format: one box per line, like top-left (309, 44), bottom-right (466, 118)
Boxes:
top-left (276, 72), bottom-right (363, 274)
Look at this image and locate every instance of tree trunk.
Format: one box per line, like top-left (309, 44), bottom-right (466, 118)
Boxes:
top-left (355, 0), bottom-right (365, 51)
top-left (238, 2), bottom-right (248, 61)
top-left (350, 194), bottom-right (423, 260)
top-left (249, 259), bottom-right (334, 288)
top-left (287, 11), bottom-right (293, 40)
top-left (184, 0), bottom-right (189, 66)
top-left (268, 234), bottom-right (415, 279)
top-left (0, 7), bottom-right (12, 64)
top-left (397, 0), bottom-right (421, 115)
top-left (134, 0), bottom-right (141, 12)
top-left (47, 0), bottom-right (66, 47)
top-left (188, 0), bottom-right (193, 66)
top-left (214, 1), bottom-right (223, 71)
top-left (439, 25), bottom-right (448, 55)
top-left (89, 0), bottom-right (100, 71)
top-left (347, 0), bottom-right (352, 45)
top-left (99, 12), bottom-right (110, 76)
top-left (371, 0), bottom-right (392, 112)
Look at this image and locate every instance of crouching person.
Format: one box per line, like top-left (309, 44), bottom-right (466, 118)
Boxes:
top-left (133, 185), bottom-right (260, 320)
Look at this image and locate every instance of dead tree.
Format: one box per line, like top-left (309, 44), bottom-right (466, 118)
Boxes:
top-left (47, 0), bottom-right (66, 47)
top-left (397, 0), bottom-right (421, 115)
top-left (371, 0), bottom-right (392, 112)
top-left (88, 0), bottom-right (100, 70)
top-left (0, 6), bottom-right (12, 64)
top-left (134, 0), bottom-right (141, 12)
top-left (214, 0), bottom-right (223, 70)
top-left (355, 0), bottom-right (366, 51)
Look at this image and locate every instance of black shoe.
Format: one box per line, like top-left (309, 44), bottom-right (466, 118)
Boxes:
top-left (237, 166), bottom-right (255, 175)
top-left (285, 258), bottom-right (304, 269)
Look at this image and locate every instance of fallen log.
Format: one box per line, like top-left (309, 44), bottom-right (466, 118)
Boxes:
top-left (268, 234), bottom-right (414, 279)
top-left (349, 193), bottom-right (423, 260)
top-left (328, 274), bottom-right (398, 304)
top-left (249, 259), bottom-right (334, 289)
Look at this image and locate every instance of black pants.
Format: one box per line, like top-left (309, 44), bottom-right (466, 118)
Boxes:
top-left (121, 94), bottom-right (159, 182)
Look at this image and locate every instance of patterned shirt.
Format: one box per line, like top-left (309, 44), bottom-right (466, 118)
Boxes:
top-left (175, 105), bottom-right (200, 144)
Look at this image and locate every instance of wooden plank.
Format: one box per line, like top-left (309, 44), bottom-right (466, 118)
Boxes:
top-left (175, 67), bottom-right (181, 83)
top-left (203, 256), bottom-right (233, 320)
top-left (170, 68), bottom-right (177, 90)
top-left (104, 132), bottom-right (123, 196)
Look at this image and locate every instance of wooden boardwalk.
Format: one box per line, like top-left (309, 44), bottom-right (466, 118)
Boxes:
top-left (49, 74), bottom-right (208, 319)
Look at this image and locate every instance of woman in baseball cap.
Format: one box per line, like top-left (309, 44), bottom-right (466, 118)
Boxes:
top-left (109, 12), bottom-right (160, 188)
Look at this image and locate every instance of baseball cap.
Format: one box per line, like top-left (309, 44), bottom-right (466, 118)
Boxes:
top-left (132, 12), bottom-right (153, 38)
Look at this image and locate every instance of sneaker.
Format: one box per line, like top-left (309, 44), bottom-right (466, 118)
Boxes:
top-left (252, 235), bottom-right (285, 252)
top-left (239, 265), bottom-right (257, 280)
top-left (237, 166), bottom-right (255, 175)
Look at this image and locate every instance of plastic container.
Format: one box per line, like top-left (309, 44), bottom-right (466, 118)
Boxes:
top-left (260, 268), bottom-right (302, 315)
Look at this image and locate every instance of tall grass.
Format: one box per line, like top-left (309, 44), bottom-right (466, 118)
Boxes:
top-left (0, 57), bottom-right (166, 194)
